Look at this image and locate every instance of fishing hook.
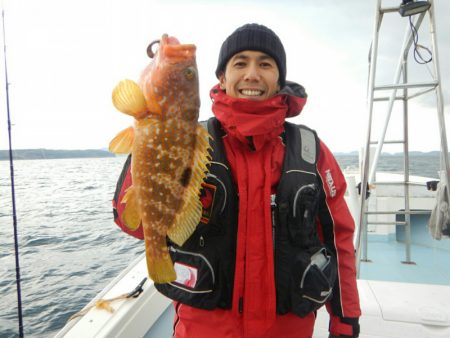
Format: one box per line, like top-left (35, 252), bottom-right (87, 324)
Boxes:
top-left (147, 39), bottom-right (160, 58)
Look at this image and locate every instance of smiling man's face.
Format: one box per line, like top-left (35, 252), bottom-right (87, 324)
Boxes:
top-left (219, 50), bottom-right (280, 100)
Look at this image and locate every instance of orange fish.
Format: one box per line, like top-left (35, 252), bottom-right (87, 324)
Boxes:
top-left (109, 34), bottom-right (211, 283)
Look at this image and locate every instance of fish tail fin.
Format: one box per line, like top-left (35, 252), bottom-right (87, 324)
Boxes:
top-left (109, 126), bottom-right (134, 154)
top-left (121, 186), bottom-right (141, 231)
top-left (167, 125), bottom-right (212, 245)
top-left (112, 79), bottom-right (148, 118)
top-left (147, 254), bottom-right (177, 283)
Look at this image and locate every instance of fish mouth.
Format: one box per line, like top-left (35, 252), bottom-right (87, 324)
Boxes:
top-left (161, 34), bottom-right (180, 46)
top-left (147, 34), bottom-right (196, 61)
top-left (164, 44), bottom-right (196, 60)
top-left (161, 34), bottom-right (196, 60)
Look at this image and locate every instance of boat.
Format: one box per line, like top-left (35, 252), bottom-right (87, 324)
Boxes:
top-left (55, 1), bottom-right (450, 337)
top-left (53, 170), bottom-right (450, 338)
top-left (53, 169), bottom-right (450, 338)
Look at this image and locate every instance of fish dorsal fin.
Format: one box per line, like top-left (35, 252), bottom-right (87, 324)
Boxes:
top-left (121, 186), bottom-right (142, 231)
top-left (109, 126), bottom-right (135, 154)
top-left (167, 125), bottom-right (212, 245)
top-left (112, 79), bottom-right (148, 119)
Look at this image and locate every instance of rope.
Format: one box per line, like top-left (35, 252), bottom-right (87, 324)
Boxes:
top-left (2, 7), bottom-right (24, 338)
top-left (409, 15), bottom-right (432, 65)
top-left (68, 277), bottom-right (147, 322)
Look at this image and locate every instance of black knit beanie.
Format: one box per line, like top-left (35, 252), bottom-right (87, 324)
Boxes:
top-left (215, 23), bottom-right (286, 88)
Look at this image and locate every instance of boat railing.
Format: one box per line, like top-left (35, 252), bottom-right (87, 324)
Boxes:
top-left (355, 0), bottom-right (450, 275)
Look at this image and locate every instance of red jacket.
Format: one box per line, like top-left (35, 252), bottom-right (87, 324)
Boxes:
top-left (113, 83), bottom-right (360, 337)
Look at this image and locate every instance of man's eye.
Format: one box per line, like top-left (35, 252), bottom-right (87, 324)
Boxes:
top-left (234, 62), bottom-right (246, 67)
top-left (261, 62), bottom-right (273, 68)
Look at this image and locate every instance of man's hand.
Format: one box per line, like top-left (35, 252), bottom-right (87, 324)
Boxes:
top-left (329, 316), bottom-right (359, 338)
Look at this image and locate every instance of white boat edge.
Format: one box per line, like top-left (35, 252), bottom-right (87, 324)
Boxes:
top-left (54, 252), bottom-right (171, 338)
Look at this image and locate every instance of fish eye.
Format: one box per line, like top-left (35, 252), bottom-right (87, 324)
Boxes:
top-left (184, 67), bottom-right (196, 80)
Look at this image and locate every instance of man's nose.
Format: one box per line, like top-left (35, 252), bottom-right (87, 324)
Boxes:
top-left (243, 63), bottom-right (260, 81)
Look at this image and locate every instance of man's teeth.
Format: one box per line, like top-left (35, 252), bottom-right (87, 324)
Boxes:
top-left (241, 89), bottom-right (263, 96)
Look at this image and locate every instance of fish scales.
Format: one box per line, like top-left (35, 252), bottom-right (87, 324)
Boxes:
top-left (109, 34), bottom-right (211, 283)
top-left (135, 119), bottom-right (199, 282)
top-left (134, 119), bottom-right (197, 227)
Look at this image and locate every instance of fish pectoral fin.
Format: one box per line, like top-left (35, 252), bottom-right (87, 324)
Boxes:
top-left (121, 186), bottom-right (141, 231)
top-left (109, 126), bottom-right (134, 154)
top-left (112, 79), bottom-right (148, 118)
top-left (167, 189), bottom-right (202, 246)
top-left (167, 125), bottom-right (212, 246)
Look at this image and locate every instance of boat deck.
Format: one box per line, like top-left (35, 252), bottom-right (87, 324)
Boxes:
top-left (359, 213), bottom-right (450, 286)
top-left (359, 238), bottom-right (450, 285)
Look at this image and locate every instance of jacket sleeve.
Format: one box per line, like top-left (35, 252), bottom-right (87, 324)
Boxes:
top-left (315, 140), bottom-right (361, 337)
top-left (112, 155), bottom-right (144, 240)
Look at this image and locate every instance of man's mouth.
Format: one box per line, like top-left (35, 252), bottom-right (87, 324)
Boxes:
top-left (239, 89), bottom-right (264, 97)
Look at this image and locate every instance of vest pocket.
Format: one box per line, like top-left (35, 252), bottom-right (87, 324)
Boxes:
top-left (200, 173), bottom-right (227, 227)
top-left (290, 248), bottom-right (337, 317)
top-left (154, 246), bottom-right (221, 310)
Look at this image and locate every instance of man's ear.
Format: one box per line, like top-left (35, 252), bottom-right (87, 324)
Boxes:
top-left (219, 73), bottom-right (226, 90)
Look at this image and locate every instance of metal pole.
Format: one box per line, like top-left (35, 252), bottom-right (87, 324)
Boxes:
top-left (402, 54), bottom-right (413, 264)
top-left (368, 12), bottom-right (427, 184)
top-left (356, 0), bottom-right (383, 274)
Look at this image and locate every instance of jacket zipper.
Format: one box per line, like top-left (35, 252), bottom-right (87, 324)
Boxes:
top-left (271, 194), bottom-right (277, 254)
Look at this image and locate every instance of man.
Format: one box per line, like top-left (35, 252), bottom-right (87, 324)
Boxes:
top-left (113, 23), bottom-right (361, 338)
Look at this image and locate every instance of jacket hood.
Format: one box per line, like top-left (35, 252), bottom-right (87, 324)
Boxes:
top-left (279, 80), bottom-right (308, 118)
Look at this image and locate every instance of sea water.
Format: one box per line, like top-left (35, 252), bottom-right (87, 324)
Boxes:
top-left (0, 154), bottom-right (442, 338)
top-left (0, 157), bottom-right (143, 338)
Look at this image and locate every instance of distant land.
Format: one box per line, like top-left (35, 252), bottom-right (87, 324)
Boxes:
top-left (333, 150), bottom-right (441, 156)
top-left (0, 149), bottom-right (116, 160)
top-left (0, 148), bottom-right (442, 161)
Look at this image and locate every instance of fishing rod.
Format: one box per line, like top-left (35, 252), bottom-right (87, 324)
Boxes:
top-left (2, 7), bottom-right (24, 338)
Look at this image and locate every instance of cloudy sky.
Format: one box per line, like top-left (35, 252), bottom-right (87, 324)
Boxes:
top-left (0, 0), bottom-right (449, 152)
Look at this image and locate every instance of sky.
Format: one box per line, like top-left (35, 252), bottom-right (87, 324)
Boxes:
top-left (0, 0), bottom-right (449, 152)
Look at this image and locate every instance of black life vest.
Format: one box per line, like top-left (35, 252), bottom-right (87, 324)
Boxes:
top-left (155, 117), bottom-right (337, 317)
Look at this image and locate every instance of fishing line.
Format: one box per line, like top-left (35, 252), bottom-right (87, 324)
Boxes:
top-left (2, 7), bottom-right (24, 338)
top-left (409, 15), bottom-right (432, 65)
